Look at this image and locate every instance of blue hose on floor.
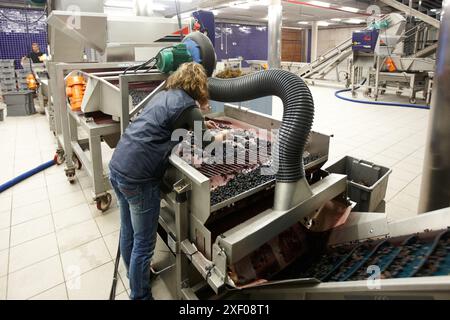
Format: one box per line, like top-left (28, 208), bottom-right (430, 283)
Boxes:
top-left (0, 159), bottom-right (56, 193)
top-left (335, 87), bottom-right (430, 110)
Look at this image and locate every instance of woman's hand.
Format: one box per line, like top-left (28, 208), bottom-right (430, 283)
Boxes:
top-left (214, 130), bottom-right (229, 143)
top-left (206, 120), bottom-right (219, 129)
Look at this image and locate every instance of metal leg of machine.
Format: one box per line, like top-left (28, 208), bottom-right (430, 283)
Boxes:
top-left (49, 63), bottom-right (168, 211)
top-left (89, 134), bottom-right (110, 211)
top-left (173, 183), bottom-right (192, 300)
top-left (152, 100), bottom-right (450, 299)
top-left (56, 64), bottom-right (77, 182)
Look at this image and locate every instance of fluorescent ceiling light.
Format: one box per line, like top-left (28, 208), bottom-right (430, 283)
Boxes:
top-left (265, 15), bottom-right (288, 20)
top-left (317, 21), bottom-right (330, 26)
top-left (235, 4), bottom-right (251, 9)
top-left (298, 21), bottom-right (309, 25)
top-left (309, 1), bottom-right (331, 8)
top-left (330, 18), bottom-right (341, 21)
top-left (104, 0), bottom-right (133, 8)
top-left (229, 2), bottom-right (251, 9)
top-left (346, 18), bottom-right (364, 24)
top-left (340, 6), bottom-right (359, 13)
top-left (160, 0), bottom-right (192, 2)
top-left (180, 11), bottom-right (194, 18)
top-left (152, 4), bottom-right (167, 11)
top-left (249, 0), bottom-right (269, 5)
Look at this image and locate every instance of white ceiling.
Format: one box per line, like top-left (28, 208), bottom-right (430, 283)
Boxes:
top-left (103, 0), bottom-right (393, 28)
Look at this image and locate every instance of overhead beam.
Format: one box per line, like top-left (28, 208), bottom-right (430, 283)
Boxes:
top-left (268, 0), bottom-right (282, 68)
top-left (379, 0), bottom-right (440, 29)
top-left (410, 42), bottom-right (438, 57)
top-left (164, 0), bottom-right (234, 17)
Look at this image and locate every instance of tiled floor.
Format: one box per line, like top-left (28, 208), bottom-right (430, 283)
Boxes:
top-left (0, 86), bottom-right (429, 300)
top-left (310, 86), bottom-right (428, 219)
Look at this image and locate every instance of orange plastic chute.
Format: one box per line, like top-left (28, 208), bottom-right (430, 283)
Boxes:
top-left (385, 57), bottom-right (397, 72)
top-left (26, 73), bottom-right (38, 90)
top-left (66, 75), bottom-right (86, 111)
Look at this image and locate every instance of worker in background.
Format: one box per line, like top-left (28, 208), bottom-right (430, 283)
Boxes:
top-left (109, 62), bottom-right (227, 300)
top-left (21, 42), bottom-right (45, 64)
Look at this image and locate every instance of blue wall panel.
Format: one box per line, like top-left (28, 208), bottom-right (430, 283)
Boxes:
top-left (0, 7), bottom-right (47, 69)
top-left (215, 23), bottom-right (267, 67)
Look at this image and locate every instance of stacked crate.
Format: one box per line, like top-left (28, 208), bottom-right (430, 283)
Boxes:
top-left (0, 60), bottom-right (17, 94)
top-left (2, 91), bottom-right (36, 116)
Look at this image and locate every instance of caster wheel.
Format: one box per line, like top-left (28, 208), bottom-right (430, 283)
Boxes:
top-left (409, 98), bottom-right (416, 104)
top-left (72, 154), bottom-right (82, 170)
top-left (54, 152), bottom-right (65, 165)
top-left (96, 193), bottom-right (112, 212)
top-left (65, 169), bottom-right (76, 183)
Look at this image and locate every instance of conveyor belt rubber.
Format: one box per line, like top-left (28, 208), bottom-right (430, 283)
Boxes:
top-left (414, 230), bottom-right (450, 277)
top-left (298, 229), bottom-right (450, 283)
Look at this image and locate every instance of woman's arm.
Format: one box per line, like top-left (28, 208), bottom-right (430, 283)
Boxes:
top-left (174, 107), bottom-right (228, 146)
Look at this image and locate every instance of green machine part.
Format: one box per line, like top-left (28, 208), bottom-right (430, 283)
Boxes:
top-left (369, 19), bottom-right (390, 31)
top-left (156, 44), bottom-right (193, 73)
top-left (28, 0), bottom-right (47, 5)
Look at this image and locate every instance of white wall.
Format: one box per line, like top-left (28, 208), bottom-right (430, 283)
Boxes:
top-left (313, 26), bottom-right (362, 81)
top-left (317, 26), bottom-right (361, 56)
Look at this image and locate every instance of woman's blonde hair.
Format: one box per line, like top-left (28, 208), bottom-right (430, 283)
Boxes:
top-left (165, 62), bottom-right (209, 106)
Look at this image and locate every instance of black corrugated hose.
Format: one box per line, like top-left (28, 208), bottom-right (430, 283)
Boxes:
top-left (208, 69), bottom-right (315, 182)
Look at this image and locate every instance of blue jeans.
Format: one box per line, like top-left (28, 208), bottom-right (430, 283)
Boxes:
top-left (109, 169), bottom-right (160, 300)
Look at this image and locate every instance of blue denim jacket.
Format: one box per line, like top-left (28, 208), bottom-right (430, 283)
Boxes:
top-left (109, 89), bottom-right (195, 183)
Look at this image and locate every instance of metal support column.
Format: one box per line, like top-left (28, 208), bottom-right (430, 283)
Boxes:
top-left (379, 0), bottom-right (440, 29)
top-left (268, 0), bottom-right (282, 69)
top-left (119, 76), bottom-right (130, 135)
top-left (173, 181), bottom-right (191, 299)
top-left (56, 64), bottom-right (76, 180)
top-left (88, 133), bottom-right (106, 199)
top-left (311, 21), bottom-right (319, 62)
top-left (418, 0), bottom-right (450, 213)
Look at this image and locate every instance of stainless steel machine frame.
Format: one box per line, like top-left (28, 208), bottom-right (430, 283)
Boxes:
top-left (362, 56), bottom-right (431, 103)
top-left (156, 103), bottom-right (345, 299)
top-left (230, 208), bottom-right (450, 300)
top-left (153, 202), bottom-right (450, 299)
top-left (51, 62), bottom-right (167, 209)
top-left (152, 102), bottom-right (450, 300)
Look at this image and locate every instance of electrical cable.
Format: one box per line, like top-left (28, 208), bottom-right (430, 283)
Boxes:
top-left (131, 57), bottom-right (156, 74)
top-left (144, 60), bottom-right (158, 73)
top-left (122, 46), bottom-right (174, 75)
top-left (109, 231), bottom-right (121, 300)
top-left (122, 58), bottom-right (154, 75)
